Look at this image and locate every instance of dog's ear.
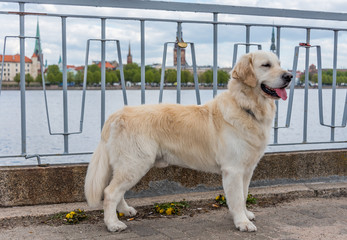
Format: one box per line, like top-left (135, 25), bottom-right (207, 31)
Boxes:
top-left (232, 53), bottom-right (257, 88)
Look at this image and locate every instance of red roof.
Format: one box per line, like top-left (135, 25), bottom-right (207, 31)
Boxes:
top-left (97, 62), bottom-right (114, 69)
top-left (0, 54), bottom-right (32, 63)
top-left (67, 65), bottom-right (76, 69)
top-left (75, 66), bottom-right (84, 71)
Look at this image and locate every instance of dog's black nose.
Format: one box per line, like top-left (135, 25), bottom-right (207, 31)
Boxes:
top-left (282, 72), bottom-right (293, 82)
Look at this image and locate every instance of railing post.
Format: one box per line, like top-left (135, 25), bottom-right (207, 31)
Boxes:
top-left (276, 26), bottom-right (281, 58)
top-left (176, 22), bottom-right (182, 104)
top-left (303, 28), bottom-right (310, 143)
top-left (61, 17), bottom-right (69, 153)
top-left (19, 2), bottom-right (26, 154)
top-left (245, 25), bottom-right (250, 53)
top-left (213, 13), bottom-right (218, 98)
top-left (159, 43), bottom-right (168, 103)
top-left (274, 26), bottom-right (281, 144)
top-left (331, 30), bottom-right (338, 141)
top-left (101, 18), bottom-right (106, 130)
top-left (141, 20), bottom-right (145, 104)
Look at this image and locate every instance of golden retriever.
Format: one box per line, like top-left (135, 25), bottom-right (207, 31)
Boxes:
top-left (84, 50), bottom-right (292, 232)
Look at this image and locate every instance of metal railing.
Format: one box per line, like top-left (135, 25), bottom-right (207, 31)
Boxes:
top-left (0, 0), bottom-right (346, 165)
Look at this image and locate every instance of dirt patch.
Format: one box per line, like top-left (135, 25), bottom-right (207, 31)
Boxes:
top-left (0, 197), bottom-right (293, 230)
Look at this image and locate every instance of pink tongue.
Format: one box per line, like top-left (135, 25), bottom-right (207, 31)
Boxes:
top-left (275, 88), bottom-right (287, 100)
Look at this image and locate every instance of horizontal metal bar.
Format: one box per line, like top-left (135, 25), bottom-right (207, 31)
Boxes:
top-left (0, 152), bottom-right (93, 159)
top-left (268, 140), bottom-right (347, 146)
top-left (3, 0), bottom-right (347, 22)
top-left (1, 139), bottom-right (346, 161)
top-left (2, 11), bottom-right (347, 32)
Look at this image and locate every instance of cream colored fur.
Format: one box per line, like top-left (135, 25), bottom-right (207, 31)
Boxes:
top-left (84, 51), bottom-right (291, 232)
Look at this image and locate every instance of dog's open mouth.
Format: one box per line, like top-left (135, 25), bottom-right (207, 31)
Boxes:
top-left (261, 84), bottom-right (288, 100)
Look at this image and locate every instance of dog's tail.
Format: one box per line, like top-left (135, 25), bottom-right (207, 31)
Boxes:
top-left (84, 141), bottom-right (111, 208)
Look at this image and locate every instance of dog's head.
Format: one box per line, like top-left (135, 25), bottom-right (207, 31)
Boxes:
top-left (232, 51), bottom-right (292, 100)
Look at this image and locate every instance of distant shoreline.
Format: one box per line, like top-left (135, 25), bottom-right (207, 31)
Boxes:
top-left (0, 85), bottom-right (345, 91)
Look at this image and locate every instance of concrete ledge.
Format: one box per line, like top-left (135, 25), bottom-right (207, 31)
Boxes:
top-left (0, 149), bottom-right (346, 207)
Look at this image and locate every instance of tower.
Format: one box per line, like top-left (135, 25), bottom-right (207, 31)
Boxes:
top-left (174, 43), bottom-right (186, 67)
top-left (173, 30), bottom-right (186, 67)
top-left (270, 26), bottom-right (276, 53)
top-left (30, 19), bottom-right (41, 79)
top-left (127, 42), bottom-right (133, 64)
top-left (33, 19), bottom-right (41, 60)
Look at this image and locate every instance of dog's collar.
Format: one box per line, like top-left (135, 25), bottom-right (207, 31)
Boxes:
top-left (242, 108), bottom-right (257, 120)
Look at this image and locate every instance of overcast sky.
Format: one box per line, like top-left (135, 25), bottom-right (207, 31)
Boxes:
top-left (1, 0), bottom-right (347, 70)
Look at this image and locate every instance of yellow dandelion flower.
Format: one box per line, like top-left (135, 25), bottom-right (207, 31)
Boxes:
top-left (222, 196), bottom-right (225, 201)
top-left (215, 195), bottom-right (220, 200)
top-left (118, 212), bottom-right (124, 217)
top-left (171, 203), bottom-right (175, 206)
top-left (159, 209), bottom-right (165, 214)
top-left (166, 207), bottom-right (174, 215)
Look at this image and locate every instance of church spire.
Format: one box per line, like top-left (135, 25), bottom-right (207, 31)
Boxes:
top-left (33, 19), bottom-right (41, 58)
top-left (127, 41), bottom-right (133, 64)
top-left (270, 26), bottom-right (276, 53)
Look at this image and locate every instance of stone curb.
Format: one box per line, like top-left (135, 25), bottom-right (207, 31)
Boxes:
top-left (0, 181), bottom-right (345, 221)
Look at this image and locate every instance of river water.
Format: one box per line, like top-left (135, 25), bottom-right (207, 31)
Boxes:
top-left (0, 89), bottom-right (346, 165)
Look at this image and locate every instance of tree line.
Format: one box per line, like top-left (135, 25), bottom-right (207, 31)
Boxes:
top-left (300, 69), bottom-right (347, 85)
top-left (14, 63), bottom-right (231, 86)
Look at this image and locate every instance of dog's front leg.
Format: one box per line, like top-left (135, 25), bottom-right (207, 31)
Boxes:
top-left (222, 168), bottom-right (257, 232)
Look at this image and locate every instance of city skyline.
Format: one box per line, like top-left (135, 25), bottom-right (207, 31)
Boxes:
top-left (1, 0), bottom-right (347, 71)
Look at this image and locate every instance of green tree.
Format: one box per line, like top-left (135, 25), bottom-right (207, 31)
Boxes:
top-left (106, 71), bottom-right (118, 84)
top-left (133, 71), bottom-right (141, 83)
top-left (218, 70), bottom-right (230, 85)
top-left (145, 71), bottom-right (154, 83)
top-left (93, 71), bottom-right (101, 85)
top-left (35, 73), bottom-right (42, 86)
top-left (165, 69), bottom-right (177, 84)
top-left (88, 64), bottom-right (100, 72)
top-left (86, 70), bottom-right (94, 85)
top-left (67, 72), bottom-right (74, 83)
top-left (74, 71), bottom-right (83, 85)
top-left (199, 69), bottom-right (213, 84)
top-left (25, 73), bottom-right (34, 86)
top-left (181, 70), bottom-right (193, 84)
top-left (46, 65), bottom-right (62, 84)
top-left (13, 73), bottom-right (35, 86)
top-left (14, 73), bottom-right (20, 85)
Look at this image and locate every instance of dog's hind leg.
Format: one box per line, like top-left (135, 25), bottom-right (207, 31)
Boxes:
top-left (103, 157), bottom-right (154, 232)
top-left (117, 197), bottom-right (137, 217)
top-left (103, 175), bottom-right (128, 232)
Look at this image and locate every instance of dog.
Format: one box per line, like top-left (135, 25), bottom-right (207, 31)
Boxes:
top-left (84, 50), bottom-right (292, 232)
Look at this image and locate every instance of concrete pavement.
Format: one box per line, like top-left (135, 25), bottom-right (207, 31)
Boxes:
top-left (0, 182), bottom-right (346, 240)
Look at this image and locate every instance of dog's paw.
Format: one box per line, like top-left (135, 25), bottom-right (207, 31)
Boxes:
top-left (235, 220), bottom-right (257, 232)
top-left (245, 210), bottom-right (255, 221)
top-left (123, 206), bottom-right (137, 217)
top-left (106, 220), bottom-right (127, 232)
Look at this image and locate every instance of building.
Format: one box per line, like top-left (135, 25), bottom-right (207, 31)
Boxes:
top-left (127, 42), bottom-right (133, 64)
top-left (173, 30), bottom-right (187, 67)
top-left (0, 20), bottom-right (41, 82)
top-left (0, 55), bottom-right (33, 81)
top-left (173, 43), bottom-right (187, 67)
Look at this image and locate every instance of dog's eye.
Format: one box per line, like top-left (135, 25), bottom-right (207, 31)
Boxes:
top-left (262, 63), bottom-right (271, 68)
